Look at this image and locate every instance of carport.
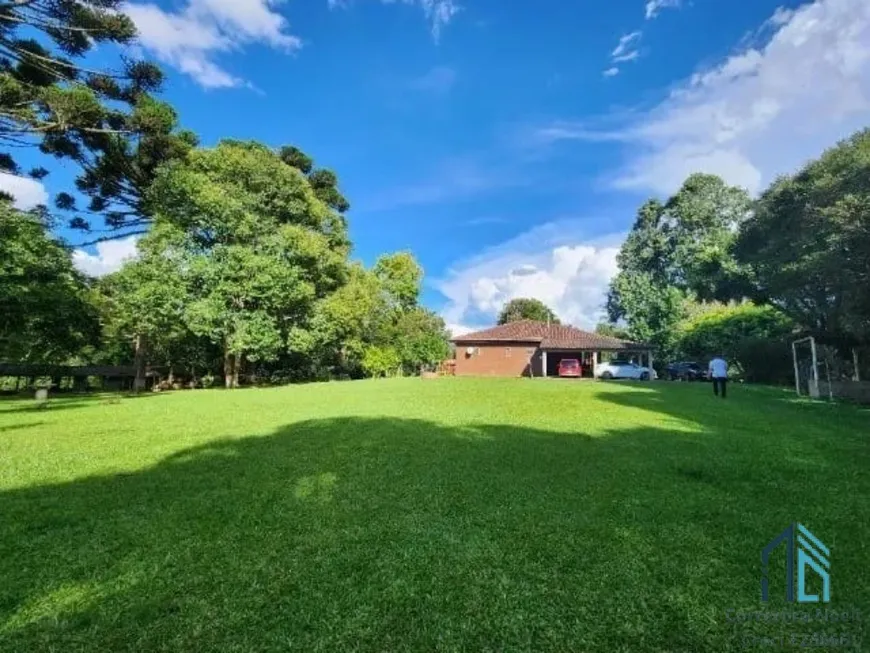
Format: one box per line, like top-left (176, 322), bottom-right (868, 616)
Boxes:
top-left (539, 330), bottom-right (653, 378)
top-left (544, 350), bottom-right (597, 377)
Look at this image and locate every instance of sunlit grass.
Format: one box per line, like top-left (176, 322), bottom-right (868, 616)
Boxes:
top-left (1, 379), bottom-right (868, 651)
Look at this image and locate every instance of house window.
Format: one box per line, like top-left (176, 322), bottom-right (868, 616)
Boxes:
top-left (505, 347), bottom-right (512, 358)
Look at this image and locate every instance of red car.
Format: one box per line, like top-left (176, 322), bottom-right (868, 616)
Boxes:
top-left (557, 358), bottom-right (582, 378)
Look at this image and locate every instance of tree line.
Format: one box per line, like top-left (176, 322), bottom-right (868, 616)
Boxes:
top-left (602, 128), bottom-right (870, 382)
top-left (1, 3), bottom-right (867, 388)
top-left (0, 3), bottom-right (450, 389)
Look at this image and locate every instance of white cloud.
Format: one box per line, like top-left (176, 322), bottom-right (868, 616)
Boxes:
top-left (410, 66), bottom-right (456, 93)
top-left (342, 0), bottom-right (460, 41)
top-left (612, 50), bottom-right (640, 63)
top-left (0, 173), bottom-right (48, 209)
top-left (546, 0), bottom-right (870, 197)
top-left (446, 323), bottom-right (475, 337)
top-left (603, 67), bottom-right (620, 78)
top-left (645, 0), bottom-right (681, 20)
top-left (72, 237), bottom-right (140, 277)
top-left (415, 0), bottom-right (461, 41)
top-left (123, 0), bottom-right (301, 88)
top-left (612, 31), bottom-right (641, 58)
top-left (608, 31), bottom-right (642, 69)
top-left (436, 222), bottom-right (624, 330)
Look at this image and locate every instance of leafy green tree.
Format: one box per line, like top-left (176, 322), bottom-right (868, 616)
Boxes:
top-left (313, 253), bottom-right (448, 378)
top-left (145, 141), bottom-right (350, 388)
top-left (100, 248), bottom-right (190, 390)
top-left (497, 298), bottom-right (560, 325)
top-left (664, 174), bottom-right (753, 301)
top-left (308, 264), bottom-right (390, 375)
top-left (373, 252), bottom-right (423, 312)
top-left (391, 308), bottom-right (451, 374)
top-left (362, 345), bottom-right (402, 378)
top-left (304, 251), bottom-right (448, 378)
top-left (607, 174), bottom-right (752, 359)
top-left (607, 270), bottom-right (686, 359)
top-left (737, 128), bottom-right (870, 344)
top-left (0, 200), bottom-right (98, 362)
top-left (595, 323), bottom-right (631, 340)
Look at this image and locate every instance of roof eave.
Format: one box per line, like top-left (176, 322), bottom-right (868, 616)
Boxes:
top-left (452, 337), bottom-right (543, 344)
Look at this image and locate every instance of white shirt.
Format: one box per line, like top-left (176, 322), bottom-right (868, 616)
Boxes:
top-left (709, 358), bottom-right (728, 379)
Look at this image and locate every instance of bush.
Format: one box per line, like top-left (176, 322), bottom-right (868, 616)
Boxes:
top-left (732, 337), bottom-right (794, 385)
top-left (362, 346), bottom-right (402, 378)
top-left (677, 303), bottom-right (795, 384)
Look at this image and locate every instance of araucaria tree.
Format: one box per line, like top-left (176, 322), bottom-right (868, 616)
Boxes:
top-left (0, 1), bottom-right (199, 241)
top-left (145, 141), bottom-right (351, 388)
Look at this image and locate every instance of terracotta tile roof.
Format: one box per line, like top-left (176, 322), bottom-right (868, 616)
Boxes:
top-left (452, 320), bottom-right (646, 350)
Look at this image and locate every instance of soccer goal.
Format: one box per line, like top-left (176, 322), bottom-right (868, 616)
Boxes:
top-left (792, 336), bottom-right (823, 399)
top-left (792, 337), bottom-right (868, 401)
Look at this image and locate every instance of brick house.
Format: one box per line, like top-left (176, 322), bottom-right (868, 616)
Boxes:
top-left (451, 320), bottom-right (653, 378)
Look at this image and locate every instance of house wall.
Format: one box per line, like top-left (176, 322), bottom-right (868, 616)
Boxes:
top-left (454, 342), bottom-right (542, 377)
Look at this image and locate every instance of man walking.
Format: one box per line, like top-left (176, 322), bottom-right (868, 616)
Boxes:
top-left (708, 355), bottom-right (728, 399)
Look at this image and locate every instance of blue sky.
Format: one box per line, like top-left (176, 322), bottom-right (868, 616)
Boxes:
top-left (6, 0), bottom-right (870, 334)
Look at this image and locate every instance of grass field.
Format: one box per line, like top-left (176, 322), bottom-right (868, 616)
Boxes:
top-left (1, 379), bottom-right (868, 652)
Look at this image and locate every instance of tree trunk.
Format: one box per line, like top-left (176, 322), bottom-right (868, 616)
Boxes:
top-left (133, 334), bottom-right (147, 393)
top-left (224, 347), bottom-right (235, 389)
top-left (232, 354), bottom-right (242, 389)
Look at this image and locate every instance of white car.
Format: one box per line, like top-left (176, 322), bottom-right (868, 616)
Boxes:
top-left (596, 361), bottom-right (657, 380)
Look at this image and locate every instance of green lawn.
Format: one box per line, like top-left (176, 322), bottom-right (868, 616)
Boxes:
top-left (1, 379), bottom-right (868, 652)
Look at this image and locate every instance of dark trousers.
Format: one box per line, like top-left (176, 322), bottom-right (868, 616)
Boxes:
top-left (713, 377), bottom-right (727, 398)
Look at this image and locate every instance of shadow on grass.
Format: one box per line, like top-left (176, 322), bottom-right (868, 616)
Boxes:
top-left (0, 422), bottom-right (43, 433)
top-left (0, 392), bottom-right (166, 416)
top-left (1, 414), bottom-right (868, 652)
top-left (594, 382), bottom-right (869, 447)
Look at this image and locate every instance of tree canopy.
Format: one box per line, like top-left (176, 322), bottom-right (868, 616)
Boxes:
top-left (737, 128), bottom-right (870, 345)
top-left (0, 200), bottom-right (98, 362)
top-left (607, 174), bottom-right (752, 358)
top-left (141, 140), bottom-right (350, 388)
top-left (498, 298), bottom-right (560, 325)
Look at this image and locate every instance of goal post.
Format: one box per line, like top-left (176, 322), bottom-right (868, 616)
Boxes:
top-left (792, 336), bottom-right (820, 398)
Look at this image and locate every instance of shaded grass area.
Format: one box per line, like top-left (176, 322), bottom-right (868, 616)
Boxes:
top-left (1, 380), bottom-right (868, 652)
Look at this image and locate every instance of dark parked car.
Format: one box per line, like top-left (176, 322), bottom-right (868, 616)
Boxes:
top-left (666, 361), bottom-right (708, 381)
